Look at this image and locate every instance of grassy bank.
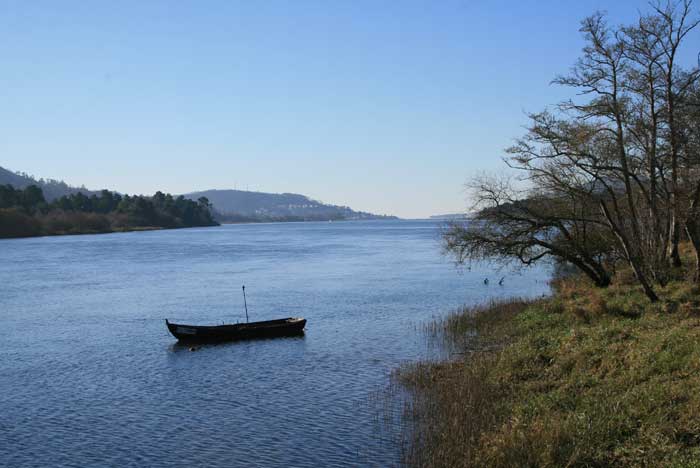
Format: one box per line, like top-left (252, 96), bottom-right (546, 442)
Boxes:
top-left (398, 268), bottom-right (700, 467)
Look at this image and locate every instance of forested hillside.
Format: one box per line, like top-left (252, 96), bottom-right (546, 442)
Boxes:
top-left (0, 166), bottom-right (97, 200)
top-left (0, 185), bottom-right (217, 238)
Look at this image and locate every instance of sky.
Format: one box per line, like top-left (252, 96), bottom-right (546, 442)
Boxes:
top-left (1, 1), bottom-right (698, 218)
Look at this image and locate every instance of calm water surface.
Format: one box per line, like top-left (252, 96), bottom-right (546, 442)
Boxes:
top-left (0, 220), bottom-right (550, 467)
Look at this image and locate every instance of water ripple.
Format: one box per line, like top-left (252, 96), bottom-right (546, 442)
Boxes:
top-left (0, 221), bottom-right (550, 467)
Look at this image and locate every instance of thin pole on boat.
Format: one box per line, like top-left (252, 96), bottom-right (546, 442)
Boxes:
top-left (242, 285), bottom-right (249, 323)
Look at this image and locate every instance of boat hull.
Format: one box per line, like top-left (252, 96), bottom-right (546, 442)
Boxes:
top-left (165, 317), bottom-right (306, 343)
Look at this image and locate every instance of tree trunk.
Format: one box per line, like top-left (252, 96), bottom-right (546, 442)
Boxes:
top-left (670, 219), bottom-right (683, 267)
top-left (600, 200), bottom-right (659, 302)
top-left (686, 181), bottom-right (700, 282)
top-left (565, 256), bottom-right (612, 288)
top-left (666, 52), bottom-right (683, 268)
top-left (686, 224), bottom-right (700, 283)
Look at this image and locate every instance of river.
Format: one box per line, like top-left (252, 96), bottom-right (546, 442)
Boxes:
top-left (0, 220), bottom-right (550, 467)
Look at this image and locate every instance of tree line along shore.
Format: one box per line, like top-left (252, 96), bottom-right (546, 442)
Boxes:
top-left (0, 184), bottom-right (218, 239)
top-left (399, 2), bottom-right (700, 466)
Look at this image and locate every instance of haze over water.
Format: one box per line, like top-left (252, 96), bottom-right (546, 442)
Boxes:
top-left (1, 220), bottom-right (550, 467)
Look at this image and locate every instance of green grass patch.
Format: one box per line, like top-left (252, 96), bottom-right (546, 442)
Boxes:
top-left (397, 275), bottom-right (700, 467)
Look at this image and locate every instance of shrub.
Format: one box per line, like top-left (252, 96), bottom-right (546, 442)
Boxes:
top-left (0, 208), bottom-right (42, 238)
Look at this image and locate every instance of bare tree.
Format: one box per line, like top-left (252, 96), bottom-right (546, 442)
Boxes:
top-left (643, 0), bottom-right (700, 267)
top-left (519, 13), bottom-right (662, 300)
top-left (681, 82), bottom-right (700, 280)
top-left (444, 174), bottom-right (615, 287)
top-left (446, 3), bottom-right (699, 302)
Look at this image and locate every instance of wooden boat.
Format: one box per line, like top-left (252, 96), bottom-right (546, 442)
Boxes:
top-left (165, 317), bottom-right (306, 343)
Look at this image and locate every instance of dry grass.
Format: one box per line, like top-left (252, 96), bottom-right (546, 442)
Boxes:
top-left (397, 264), bottom-right (700, 467)
top-left (396, 299), bottom-right (531, 467)
top-left (423, 299), bottom-right (534, 354)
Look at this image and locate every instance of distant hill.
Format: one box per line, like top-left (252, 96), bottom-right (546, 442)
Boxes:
top-left (430, 213), bottom-right (470, 220)
top-left (0, 166), bottom-right (97, 201)
top-left (0, 166), bottom-right (396, 222)
top-left (185, 189), bottom-right (397, 222)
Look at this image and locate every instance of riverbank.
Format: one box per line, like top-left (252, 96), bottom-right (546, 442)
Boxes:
top-left (398, 267), bottom-right (700, 467)
top-left (0, 185), bottom-right (219, 239)
top-left (0, 208), bottom-right (218, 239)
top-left (1, 224), bottom-right (166, 239)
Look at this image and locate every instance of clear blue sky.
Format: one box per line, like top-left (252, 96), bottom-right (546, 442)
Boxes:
top-left (1, 1), bottom-right (698, 218)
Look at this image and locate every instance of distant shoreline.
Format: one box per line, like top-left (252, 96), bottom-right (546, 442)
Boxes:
top-left (0, 224), bottom-right (181, 240)
top-left (0, 217), bottom-right (419, 240)
top-left (219, 217), bottom-right (402, 225)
